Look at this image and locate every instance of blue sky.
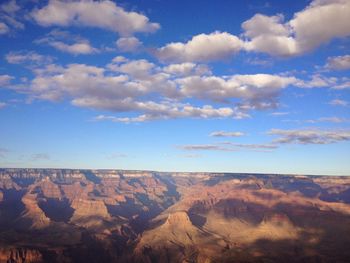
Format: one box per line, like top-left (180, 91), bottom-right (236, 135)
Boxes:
top-left (0, 0), bottom-right (350, 175)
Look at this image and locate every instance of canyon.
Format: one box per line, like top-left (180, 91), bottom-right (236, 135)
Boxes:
top-left (0, 169), bottom-right (350, 262)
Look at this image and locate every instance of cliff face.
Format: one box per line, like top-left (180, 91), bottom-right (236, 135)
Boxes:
top-left (0, 169), bottom-right (350, 262)
top-left (0, 248), bottom-right (43, 263)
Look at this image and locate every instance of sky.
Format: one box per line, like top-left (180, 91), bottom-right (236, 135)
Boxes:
top-left (0, 0), bottom-right (350, 175)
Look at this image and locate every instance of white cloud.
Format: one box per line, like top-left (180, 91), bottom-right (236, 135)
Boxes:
top-left (1, 0), bottom-right (20, 14)
top-left (0, 22), bottom-right (8, 34)
top-left (7, 56), bottom-right (309, 122)
top-left (0, 74), bottom-right (13, 86)
top-left (0, 102), bottom-right (7, 109)
top-left (268, 128), bottom-right (350, 144)
top-left (163, 63), bottom-right (211, 76)
top-left (179, 142), bottom-right (277, 152)
top-left (177, 74), bottom-right (297, 105)
top-left (290, 0), bottom-right (350, 53)
top-left (329, 99), bottom-right (348, 107)
top-left (295, 74), bottom-right (338, 88)
top-left (0, 0), bottom-right (24, 34)
top-left (92, 102), bottom-right (240, 123)
top-left (221, 141), bottom-right (278, 150)
top-left (332, 81), bottom-right (350, 90)
top-left (112, 56), bottom-right (128, 63)
top-left (32, 0), bottom-right (160, 36)
top-left (116, 37), bottom-right (142, 52)
top-left (49, 41), bottom-right (98, 55)
top-left (154, 0), bottom-right (350, 60)
top-left (0, 147), bottom-right (9, 158)
top-left (35, 29), bottom-right (98, 55)
top-left (270, 111), bottom-right (290, 116)
top-left (7, 53), bottom-right (343, 123)
top-left (243, 0), bottom-right (350, 56)
top-left (209, 131), bottom-right (245, 137)
top-left (179, 144), bottom-right (234, 151)
top-left (6, 51), bottom-right (53, 65)
top-left (30, 153), bottom-right (50, 161)
top-left (325, 55), bottom-right (350, 70)
top-left (156, 31), bottom-right (243, 62)
top-left (243, 14), bottom-right (298, 57)
top-left (305, 117), bottom-right (349, 123)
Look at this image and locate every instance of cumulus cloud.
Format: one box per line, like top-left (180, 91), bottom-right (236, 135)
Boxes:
top-left (156, 31), bottom-right (243, 62)
top-left (50, 41), bottom-right (97, 55)
top-left (210, 131), bottom-right (245, 137)
top-left (29, 63), bottom-right (147, 102)
top-left (268, 128), bottom-right (350, 144)
top-left (116, 37), bottom-right (142, 52)
top-left (177, 74), bottom-right (297, 106)
top-left (0, 0), bottom-right (24, 34)
top-left (153, 0), bottom-right (350, 61)
top-left (5, 53), bottom-right (314, 122)
top-left (325, 55), bottom-right (350, 70)
top-left (6, 52), bottom-right (341, 123)
top-left (32, 0), bottom-right (160, 36)
top-left (13, 58), bottom-right (245, 122)
top-left (36, 30), bottom-right (98, 55)
top-left (329, 99), bottom-right (348, 107)
top-left (295, 74), bottom-right (338, 88)
top-left (93, 103), bottom-right (240, 123)
top-left (0, 74), bottom-right (13, 86)
top-left (243, 0), bottom-right (350, 56)
top-left (243, 14), bottom-right (298, 56)
top-left (0, 21), bottom-right (9, 34)
top-left (155, 1), bottom-right (350, 60)
top-left (163, 63), bottom-right (211, 76)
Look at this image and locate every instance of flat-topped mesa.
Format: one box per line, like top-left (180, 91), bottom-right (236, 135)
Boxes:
top-left (71, 198), bottom-right (110, 219)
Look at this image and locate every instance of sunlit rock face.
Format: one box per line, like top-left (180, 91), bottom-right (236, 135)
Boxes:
top-left (0, 168), bottom-right (350, 262)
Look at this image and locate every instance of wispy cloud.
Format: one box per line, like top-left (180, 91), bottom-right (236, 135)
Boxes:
top-left (178, 144), bottom-right (235, 152)
top-left (209, 131), bottom-right (245, 137)
top-left (30, 153), bottom-right (50, 161)
top-left (305, 117), bottom-right (349, 124)
top-left (270, 111), bottom-right (290, 116)
top-left (106, 153), bottom-right (127, 159)
top-left (179, 142), bottom-right (277, 152)
top-left (0, 148), bottom-right (9, 158)
top-left (6, 50), bottom-right (54, 65)
top-left (325, 55), bottom-right (350, 71)
top-left (0, 102), bottom-right (7, 109)
top-left (329, 99), bottom-right (348, 107)
top-left (268, 129), bottom-right (350, 145)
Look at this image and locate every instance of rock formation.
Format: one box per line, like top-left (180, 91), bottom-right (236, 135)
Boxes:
top-left (0, 168), bottom-right (350, 262)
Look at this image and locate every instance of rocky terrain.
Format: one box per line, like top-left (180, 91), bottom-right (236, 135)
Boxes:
top-left (0, 169), bottom-right (350, 262)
